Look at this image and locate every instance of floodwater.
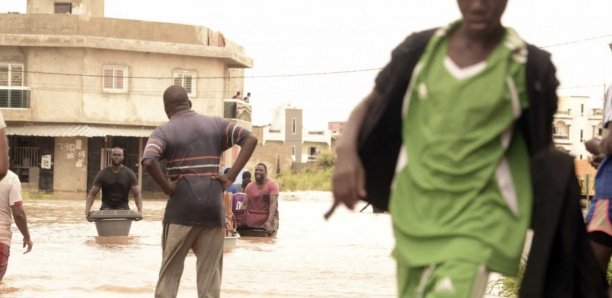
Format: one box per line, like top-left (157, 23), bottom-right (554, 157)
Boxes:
top-left (0, 192), bottom-right (398, 298)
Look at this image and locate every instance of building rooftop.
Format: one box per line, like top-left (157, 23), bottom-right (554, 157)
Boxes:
top-left (0, 13), bottom-right (252, 68)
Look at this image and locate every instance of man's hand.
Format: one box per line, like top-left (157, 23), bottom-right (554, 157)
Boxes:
top-left (212, 174), bottom-right (233, 190)
top-left (585, 138), bottom-right (602, 155)
top-left (326, 147), bottom-right (366, 219)
top-left (22, 237), bottom-right (32, 254)
top-left (589, 154), bottom-right (605, 169)
top-left (263, 221), bottom-right (274, 234)
top-left (164, 178), bottom-right (179, 196)
top-left (85, 210), bottom-right (92, 222)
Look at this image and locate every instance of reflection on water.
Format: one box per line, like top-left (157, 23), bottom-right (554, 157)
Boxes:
top-left (90, 236), bottom-right (139, 246)
top-left (0, 191), bottom-right (396, 297)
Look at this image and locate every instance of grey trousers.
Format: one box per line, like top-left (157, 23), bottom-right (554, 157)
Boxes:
top-left (155, 223), bottom-right (224, 298)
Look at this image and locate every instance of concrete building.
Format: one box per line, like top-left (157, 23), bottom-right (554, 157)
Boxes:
top-left (328, 121), bottom-right (346, 136)
top-left (253, 104), bottom-right (332, 175)
top-left (0, 0), bottom-right (252, 194)
top-left (553, 95), bottom-right (603, 159)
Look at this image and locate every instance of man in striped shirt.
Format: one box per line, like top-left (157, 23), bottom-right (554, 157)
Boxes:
top-left (142, 85), bottom-right (257, 298)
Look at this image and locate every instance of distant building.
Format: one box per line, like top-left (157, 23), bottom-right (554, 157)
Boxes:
top-left (328, 121), bottom-right (346, 136)
top-left (251, 104), bottom-right (333, 175)
top-left (553, 95), bottom-right (603, 160)
top-left (0, 0), bottom-right (252, 193)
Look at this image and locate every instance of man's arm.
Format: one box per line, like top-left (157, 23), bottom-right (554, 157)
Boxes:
top-left (264, 194), bottom-right (278, 233)
top-left (328, 90), bottom-right (382, 218)
top-left (85, 185), bottom-right (101, 220)
top-left (585, 137), bottom-right (602, 156)
top-left (11, 204), bottom-right (32, 253)
top-left (239, 193), bottom-right (250, 210)
top-left (131, 185), bottom-right (143, 214)
top-left (142, 159), bottom-right (175, 195)
top-left (599, 128), bottom-right (612, 156)
top-left (214, 134), bottom-right (258, 190)
top-left (0, 129), bottom-right (8, 181)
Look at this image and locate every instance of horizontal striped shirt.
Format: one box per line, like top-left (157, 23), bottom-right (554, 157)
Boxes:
top-left (142, 110), bottom-right (251, 226)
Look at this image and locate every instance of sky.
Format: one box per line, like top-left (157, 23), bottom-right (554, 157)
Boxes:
top-left (2, 0), bottom-right (612, 129)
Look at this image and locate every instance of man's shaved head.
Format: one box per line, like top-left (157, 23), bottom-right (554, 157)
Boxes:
top-left (163, 85), bottom-right (191, 118)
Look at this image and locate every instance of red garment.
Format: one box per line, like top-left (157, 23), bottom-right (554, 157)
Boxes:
top-left (244, 179), bottom-right (279, 220)
top-left (0, 242), bottom-right (10, 281)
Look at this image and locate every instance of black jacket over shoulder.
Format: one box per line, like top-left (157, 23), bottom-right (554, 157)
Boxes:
top-left (358, 29), bottom-right (607, 296)
top-left (521, 149), bottom-right (607, 297)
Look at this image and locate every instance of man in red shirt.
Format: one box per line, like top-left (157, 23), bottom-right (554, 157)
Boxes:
top-left (240, 163), bottom-right (279, 236)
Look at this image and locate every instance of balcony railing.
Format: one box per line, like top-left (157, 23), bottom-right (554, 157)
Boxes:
top-left (0, 88), bottom-right (30, 108)
top-left (223, 99), bottom-right (251, 122)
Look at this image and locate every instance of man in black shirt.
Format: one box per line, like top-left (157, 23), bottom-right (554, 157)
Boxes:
top-left (85, 147), bottom-right (142, 220)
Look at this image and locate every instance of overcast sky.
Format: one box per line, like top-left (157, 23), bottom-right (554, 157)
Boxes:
top-left (2, 0), bottom-right (612, 129)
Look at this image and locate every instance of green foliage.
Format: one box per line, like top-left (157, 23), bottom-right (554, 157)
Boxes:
top-left (490, 257), bottom-right (526, 297)
top-left (492, 255), bottom-right (612, 296)
top-left (21, 189), bottom-right (51, 200)
top-left (276, 149), bottom-right (336, 191)
top-left (316, 149), bottom-right (335, 168)
top-left (276, 166), bottom-right (333, 191)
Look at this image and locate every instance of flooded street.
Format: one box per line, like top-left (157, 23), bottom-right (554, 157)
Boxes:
top-left (0, 192), bottom-right (397, 297)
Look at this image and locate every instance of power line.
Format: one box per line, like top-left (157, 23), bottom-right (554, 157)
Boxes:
top-left (20, 67), bottom-right (381, 80)
top-left (541, 33), bottom-right (612, 48)
top-left (6, 33), bottom-right (612, 81)
top-left (241, 68), bottom-right (381, 78)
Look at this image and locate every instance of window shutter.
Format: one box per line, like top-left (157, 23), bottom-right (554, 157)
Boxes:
top-left (0, 65), bottom-right (8, 87)
top-left (173, 74), bottom-right (182, 86)
top-left (184, 74), bottom-right (193, 93)
top-left (103, 68), bottom-right (114, 89)
top-left (0, 90), bottom-right (8, 107)
top-left (11, 65), bottom-right (23, 86)
top-left (115, 69), bottom-right (124, 89)
top-left (10, 90), bottom-right (24, 108)
top-left (173, 71), bottom-right (196, 95)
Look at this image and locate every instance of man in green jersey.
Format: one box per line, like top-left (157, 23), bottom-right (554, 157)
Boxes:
top-left (331, 0), bottom-right (560, 297)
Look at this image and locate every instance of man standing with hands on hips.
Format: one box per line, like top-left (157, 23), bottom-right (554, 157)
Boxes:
top-left (142, 85), bottom-right (257, 298)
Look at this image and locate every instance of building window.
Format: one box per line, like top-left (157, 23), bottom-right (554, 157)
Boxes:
top-left (553, 121), bottom-right (570, 139)
top-left (173, 70), bottom-right (196, 97)
top-left (291, 146), bottom-right (295, 156)
top-left (102, 65), bottom-right (128, 93)
top-left (597, 122), bottom-right (604, 137)
top-left (308, 146), bottom-right (317, 161)
top-left (54, 2), bottom-right (72, 14)
top-left (0, 63), bottom-right (29, 108)
top-left (292, 118), bottom-right (297, 134)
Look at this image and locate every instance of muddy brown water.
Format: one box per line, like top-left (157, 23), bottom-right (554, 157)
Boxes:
top-left (0, 192), bottom-right (396, 297)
